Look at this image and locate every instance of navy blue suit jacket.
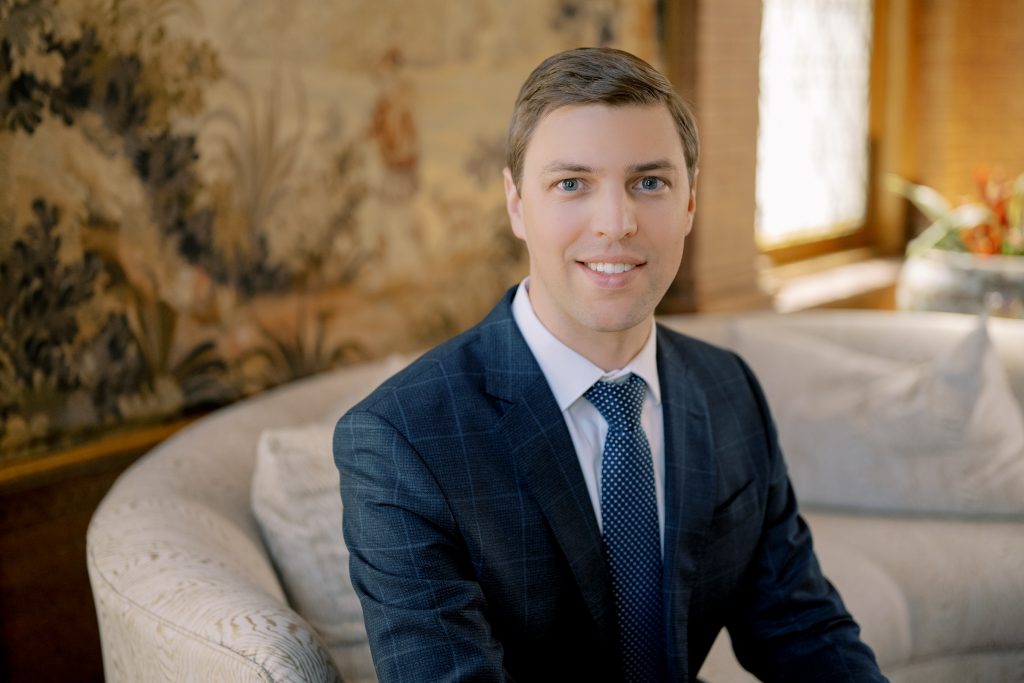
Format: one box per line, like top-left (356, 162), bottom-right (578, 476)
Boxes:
top-left (334, 289), bottom-right (885, 682)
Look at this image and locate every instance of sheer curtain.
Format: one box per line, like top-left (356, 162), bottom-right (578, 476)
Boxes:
top-left (755, 0), bottom-right (874, 248)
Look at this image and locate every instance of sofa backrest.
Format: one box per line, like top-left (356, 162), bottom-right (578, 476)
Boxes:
top-left (660, 310), bottom-right (1024, 409)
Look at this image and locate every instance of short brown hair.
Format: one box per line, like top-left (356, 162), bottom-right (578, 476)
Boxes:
top-left (505, 47), bottom-right (699, 190)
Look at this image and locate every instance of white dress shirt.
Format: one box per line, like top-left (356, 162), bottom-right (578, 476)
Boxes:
top-left (511, 280), bottom-right (665, 546)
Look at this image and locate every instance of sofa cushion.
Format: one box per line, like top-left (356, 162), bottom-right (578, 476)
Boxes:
top-left (250, 352), bottom-right (411, 681)
top-left (807, 512), bottom-right (1024, 668)
top-left (252, 423), bottom-right (376, 683)
top-left (698, 511), bottom-right (1024, 680)
top-left (732, 315), bottom-right (1024, 517)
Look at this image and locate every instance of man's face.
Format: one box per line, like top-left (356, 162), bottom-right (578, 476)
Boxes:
top-left (504, 103), bottom-right (696, 349)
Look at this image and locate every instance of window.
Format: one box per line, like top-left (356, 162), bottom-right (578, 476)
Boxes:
top-left (755, 0), bottom-right (874, 250)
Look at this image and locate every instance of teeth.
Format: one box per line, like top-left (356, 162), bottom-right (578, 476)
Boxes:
top-left (587, 262), bottom-right (635, 275)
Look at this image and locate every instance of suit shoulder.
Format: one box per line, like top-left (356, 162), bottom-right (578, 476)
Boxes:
top-left (346, 323), bottom-right (490, 421)
top-left (656, 323), bottom-right (748, 375)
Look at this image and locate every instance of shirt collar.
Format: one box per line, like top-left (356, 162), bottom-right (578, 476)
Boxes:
top-left (511, 279), bottom-right (661, 412)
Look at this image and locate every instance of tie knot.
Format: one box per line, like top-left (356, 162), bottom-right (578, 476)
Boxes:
top-left (584, 374), bottom-right (646, 432)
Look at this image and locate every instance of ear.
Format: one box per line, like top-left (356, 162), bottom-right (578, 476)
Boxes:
top-left (503, 168), bottom-right (527, 240)
top-left (685, 167), bottom-right (699, 236)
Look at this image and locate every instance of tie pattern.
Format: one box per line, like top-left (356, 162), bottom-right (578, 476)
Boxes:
top-left (585, 374), bottom-right (665, 682)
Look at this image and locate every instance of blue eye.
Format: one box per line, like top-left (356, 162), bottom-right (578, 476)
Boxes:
top-left (639, 176), bottom-right (663, 191)
top-left (558, 178), bottom-right (580, 192)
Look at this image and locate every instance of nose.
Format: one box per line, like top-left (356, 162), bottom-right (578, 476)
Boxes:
top-left (593, 186), bottom-right (637, 240)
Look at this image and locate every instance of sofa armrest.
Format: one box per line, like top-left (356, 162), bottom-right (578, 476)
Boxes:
top-left (85, 367), bottom-right (364, 681)
top-left (87, 481), bottom-right (342, 682)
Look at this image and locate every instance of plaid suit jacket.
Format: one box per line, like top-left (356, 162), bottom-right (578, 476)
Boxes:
top-left (334, 289), bottom-right (885, 682)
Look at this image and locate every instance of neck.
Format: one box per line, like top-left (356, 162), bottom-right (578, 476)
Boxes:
top-left (520, 279), bottom-right (654, 371)
top-left (574, 324), bottom-right (651, 372)
top-left (529, 314), bottom-right (648, 372)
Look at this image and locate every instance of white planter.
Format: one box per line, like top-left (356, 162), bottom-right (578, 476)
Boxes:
top-left (898, 249), bottom-right (1024, 318)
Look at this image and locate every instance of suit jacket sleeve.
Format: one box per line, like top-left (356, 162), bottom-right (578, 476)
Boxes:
top-left (334, 407), bottom-right (512, 683)
top-left (725, 356), bottom-right (887, 683)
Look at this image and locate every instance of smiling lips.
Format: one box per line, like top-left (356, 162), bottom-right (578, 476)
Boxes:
top-left (585, 261), bottom-right (641, 274)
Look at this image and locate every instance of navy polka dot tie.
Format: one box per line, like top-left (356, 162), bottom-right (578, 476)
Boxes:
top-left (585, 374), bottom-right (665, 682)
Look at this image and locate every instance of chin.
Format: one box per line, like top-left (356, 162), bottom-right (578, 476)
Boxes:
top-left (577, 308), bottom-right (652, 335)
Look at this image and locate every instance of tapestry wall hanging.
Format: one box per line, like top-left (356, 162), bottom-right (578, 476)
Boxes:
top-left (0, 0), bottom-right (656, 461)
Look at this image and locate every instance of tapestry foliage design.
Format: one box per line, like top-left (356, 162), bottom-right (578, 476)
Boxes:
top-left (0, 0), bottom-right (654, 461)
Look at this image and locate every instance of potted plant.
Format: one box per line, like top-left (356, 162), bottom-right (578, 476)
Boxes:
top-left (888, 169), bottom-right (1024, 317)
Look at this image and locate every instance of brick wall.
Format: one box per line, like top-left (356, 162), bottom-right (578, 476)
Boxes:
top-left (661, 0), bottom-right (769, 313)
top-left (911, 0), bottom-right (1024, 201)
top-left (691, 0), bottom-right (769, 310)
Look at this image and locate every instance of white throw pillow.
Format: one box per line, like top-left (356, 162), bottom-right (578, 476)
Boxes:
top-left (252, 424), bottom-right (376, 683)
top-left (731, 316), bottom-right (1024, 517)
top-left (252, 354), bottom-right (412, 682)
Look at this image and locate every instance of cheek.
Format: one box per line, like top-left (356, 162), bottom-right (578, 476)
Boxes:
top-left (525, 202), bottom-right (586, 248)
top-left (640, 205), bottom-right (690, 245)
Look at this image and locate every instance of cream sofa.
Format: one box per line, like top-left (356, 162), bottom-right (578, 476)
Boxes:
top-left (87, 310), bottom-right (1024, 682)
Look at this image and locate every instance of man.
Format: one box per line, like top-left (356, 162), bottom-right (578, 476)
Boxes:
top-left (334, 47), bottom-right (885, 682)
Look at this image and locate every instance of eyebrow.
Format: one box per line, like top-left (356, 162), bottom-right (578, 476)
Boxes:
top-left (630, 159), bottom-right (678, 174)
top-left (541, 161), bottom-right (593, 175)
top-left (540, 159), bottom-right (679, 175)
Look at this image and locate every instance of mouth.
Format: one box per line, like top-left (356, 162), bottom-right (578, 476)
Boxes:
top-left (585, 262), bottom-right (637, 275)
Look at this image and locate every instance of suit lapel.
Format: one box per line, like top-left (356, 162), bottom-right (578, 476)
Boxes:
top-left (657, 325), bottom-right (719, 681)
top-left (477, 292), bottom-right (617, 650)
top-left (474, 295), bottom-right (724, 664)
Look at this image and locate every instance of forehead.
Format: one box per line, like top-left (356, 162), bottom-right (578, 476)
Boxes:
top-left (523, 103), bottom-right (684, 172)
